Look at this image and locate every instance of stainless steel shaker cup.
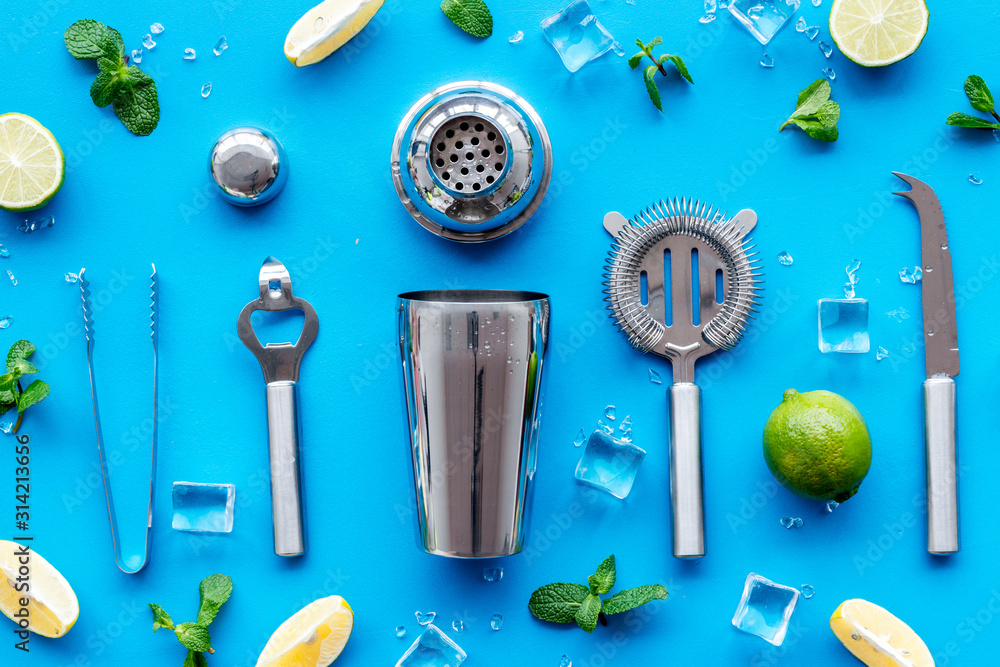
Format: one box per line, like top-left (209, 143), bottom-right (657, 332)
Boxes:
top-left (397, 290), bottom-right (550, 558)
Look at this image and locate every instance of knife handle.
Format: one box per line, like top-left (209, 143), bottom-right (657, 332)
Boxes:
top-left (924, 376), bottom-right (959, 555)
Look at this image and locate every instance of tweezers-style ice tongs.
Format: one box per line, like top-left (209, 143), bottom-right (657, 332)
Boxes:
top-left (80, 265), bottom-right (158, 574)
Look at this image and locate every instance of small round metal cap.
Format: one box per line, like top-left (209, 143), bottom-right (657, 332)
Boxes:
top-left (391, 81), bottom-right (553, 243)
top-left (210, 127), bottom-right (288, 207)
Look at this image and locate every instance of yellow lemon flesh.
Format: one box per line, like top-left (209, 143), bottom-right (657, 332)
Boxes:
top-left (256, 595), bottom-right (354, 667)
top-left (829, 0), bottom-right (929, 67)
top-left (0, 540), bottom-right (79, 638)
top-left (831, 599), bottom-right (934, 667)
top-left (0, 113), bottom-right (65, 212)
top-left (284, 0), bottom-right (386, 67)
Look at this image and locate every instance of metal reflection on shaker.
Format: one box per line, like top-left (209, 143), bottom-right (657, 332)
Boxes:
top-left (397, 290), bottom-right (550, 558)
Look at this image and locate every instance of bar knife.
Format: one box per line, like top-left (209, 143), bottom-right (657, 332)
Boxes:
top-left (892, 172), bottom-right (960, 555)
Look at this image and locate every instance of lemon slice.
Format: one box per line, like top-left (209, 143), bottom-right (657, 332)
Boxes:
top-left (256, 595), bottom-right (354, 667)
top-left (829, 0), bottom-right (929, 67)
top-left (0, 113), bottom-right (65, 212)
top-left (284, 0), bottom-right (386, 67)
top-left (0, 540), bottom-right (79, 638)
top-left (830, 599), bottom-right (933, 667)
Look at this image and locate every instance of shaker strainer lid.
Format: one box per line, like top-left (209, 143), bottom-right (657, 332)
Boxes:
top-left (391, 81), bottom-right (552, 243)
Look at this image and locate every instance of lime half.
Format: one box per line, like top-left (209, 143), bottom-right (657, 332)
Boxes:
top-left (0, 113), bottom-right (65, 212)
top-left (829, 0), bottom-right (929, 67)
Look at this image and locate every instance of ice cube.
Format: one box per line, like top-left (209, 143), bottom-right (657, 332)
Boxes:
top-left (18, 216), bottom-right (54, 233)
top-left (65, 272), bottom-right (79, 283)
top-left (171, 482), bottom-right (235, 532)
top-left (183, 48), bottom-right (196, 60)
top-left (214, 36), bottom-right (228, 55)
top-left (812, 0), bottom-right (821, 4)
top-left (819, 41), bottom-right (833, 57)
top-left (490, 613), bottom-right (504, 631)
top-left (705, 0), bottom-right (718, 10)
top-left (731, 573), bottom-right (800, 646)
top-left (597, 419), bottom-right (613, 435)
top-left (728, 0), bottom-right (801, 44)
top-left (415, 611), bottom-right (436, 626)
top-left (396, 626), bottom-right (407, 638)
top-left (619, 415), bottom-right (633, 431)
top-left (825, 499), bottom-right (840, 512)
top-left (509, 30), bottom-right (524, 43)
top-left (969, 174), bottom-right (983, 185)
top-left (800, 584), bottom-right (815, 599)
top-left (760, 52), bottom-right (774, 68)
top-left (483, 567), bottom-right (504, 582)
top-left (611, 40), bottom-right (625, 55)
top-left (875, 346), bottom-right (889, 361)
top-left (142, 33), bottom-right (156, 49)
top-left (560, 657), bottom-right (572, 667)
top-left (780, 516), bottom-right (803, 528)
top-left (573, 429), bottom-right (586, 447)
top-left (795, 16), bottom-right (806, 31)
top-left (396, 625), bottom-right (466, 667)
top-left (0, 244), bottom-right (8, 258)
top-left (451, 620), bottom-right (465, 633)
top-left (0, 316), bottom-right (11, 329)
top-left (822, 66), bottom-right (836, 81)
top-left (150, 22), bottom-right (165, 34)
top-left (6, 270), bottom-right (16, 286)
top-left (0, 421), bottom-right (12, 434)
top-left (649, 369), bottom-right (662, 384)
top-left (777, 251), bottom-right (793, 265)
top-left (818, 299), bottom-right (869, 353)
top-left (604, 405), bottom-right (616, 420)
top-left (574, 430), bottom-right (646, 499)
top-left (131, 48), bottom-right (143, 64)
top-left (700, 12), bottom-right (717, 23)
top-left (201, 82), bottom-right (213, 98)
top-left (844, 259), bottom-right (861, 298)
top-left (805, 25), bottom-right (820, 40)
top-left (541, 0), bottom-right (616, 72)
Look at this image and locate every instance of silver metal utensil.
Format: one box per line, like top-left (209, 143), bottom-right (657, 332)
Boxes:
top-left (80, 264), bottom-right (158, 574)
top-left (210, 127), bottom-right (288, 206)
top-left (238, 257), bottom-right (318, 557)
top-left (604, 200), bottom-right (762, 559)
top-left (893, 172), bottom-right (960, 555)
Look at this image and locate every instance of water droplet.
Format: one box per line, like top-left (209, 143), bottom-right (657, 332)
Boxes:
top-left (150, 22), bottom-right (165, 34)
top-left (415, 611), bottom-right (436, 626)
top-left (822, 67), bottom-right (836, 81)
top-left (927, 329), bottom-right (935, 337)
top-left (806, 25), bottom-right (820, 40)
top-left (941, 243), bottom-right (949, 250)
top-left (800, 584), bottom-right (815, 599)
top-left (183, 47), bottom-right (196, 60)
top-left (875, 346), bottom-right (889, 361)
top-left (490, 613), bottom-right (504, 631)
top-left (924, 265), bottom-right (933, 272)
top-left (969, 173), bottom-right (983, 185)
top-left (759, 52), bottom-right (774, 68)
top-left (573, 429), bottom-right (586, 447)
top-left (6, 270), bottom-right (16, 286)
top-left (0, 316), bottom-right (12, 329)
top-left (777, 251), bottom-right (793, 266)
top-left (131, 48), bottom-right (143, 64)
top-left (395, 625), bottom-right (406, 638)
top-left (819, 41), bottom-right (833, 57)
top-left (142, 34), bottom-right (156, 49)
top-left (851, 632), bottom-right (860, 641)
top-left (18, 216), bottom-right (54, 233)
top-left (484, 340), bottom-right (491, 349)
top-left (214, 36), bottom-right (228, 56)
top-left (795, 16), bottom-right (807, 31)
top-left (649, 369), bottom-right (662, 384)
top-left (604, 405), bottom-right (616, 420)
top-left (65, 272), bottom-right (79, 283)
top-left (452, 620), bottom-right (465, 633)
top-left (509, 30), bottom-right (524, 43)
top-left (201, 82), bottom-right (213, 98)
top-left (825, 499), bottom-right (840, 513)
top-left (483, 567), bottom-right (504, 582)
top-left (0, 244), bottom-right (8, 258)
top-left (314, 16), bottom-right (324, 32)
top-left (560, 656), bottom-right (572, 667)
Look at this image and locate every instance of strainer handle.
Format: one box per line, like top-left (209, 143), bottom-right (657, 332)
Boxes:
top-left (668, 383), bottom-right (705, 559)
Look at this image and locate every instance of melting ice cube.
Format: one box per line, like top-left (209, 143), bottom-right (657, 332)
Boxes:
top-left (483, 567), bottom-right (504, 582)
top-left (731, 573), bottom-right (800, 646)
top-left (183, 48), bottom-right (196, 60)
top-left (142, 34), bottom-right (156, 49)
top-left (415, 611), bottom-right (436, 626)
top-left (395, 625), bottom-right (466, 667)
top-left (777, 251), bottom-right (793, 266)
top-left (18, 216), bottom-right (55, 233)
top-left (575, 430), bottom-right (646, 499)
top-left (214, 36), bottom-right (228, 55)
top-left (540, 0), bottom-right (616, 72)
top-left (818, 298), bottom-right (870, 354)
top-left (150, 22), bottom-right (165, 34)
top-left (0, 316), bottom-right (12, 329)
top-left (800, 584), bottom-right (815, 599)
top-left (171, 482), bottom-right (235, 532)
top-left (509, 30), bottom-right (524, 43)
top-left (875, 346), bottom-right (889, 361)
top-left (131, 48), bottom-right (143, 64)
top-left (490, 613), bottom-right (504, 631)
top-left (728, 0), bottom-right (801, 44)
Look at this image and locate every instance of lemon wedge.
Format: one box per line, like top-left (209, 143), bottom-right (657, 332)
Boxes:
top-left (284, 0), bottom-right (386, 67)
top-left (829, 0), bottom-right (929, 67)
top-left (256, 595), bottom-right (354, 667)
top-left (0, 540), bottom-right (79, 638)
top-left (0, 113), bottom-right (65, 212)
top-left (830, 599), bottom-right (934, 667)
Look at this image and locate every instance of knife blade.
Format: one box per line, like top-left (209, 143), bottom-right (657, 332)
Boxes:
top-left (892, 171), bottom-right (960, 555)
top-left (892, 172), bottom-right (959, 378)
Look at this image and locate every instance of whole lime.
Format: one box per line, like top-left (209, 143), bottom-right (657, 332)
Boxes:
top-left (763, 389), bottom-right (872, 502)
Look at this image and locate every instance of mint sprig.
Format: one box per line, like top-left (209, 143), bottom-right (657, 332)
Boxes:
top-left (780, 79), bottom-right (840, 142)
top-left (440, 0), bottom-right (493, 38)
top-left (528, 555), bottom-right (667, 633)
top-left (946, 75), bottom-right (1000, 130)
top-left (64, 19), bottom-right (160, 135)
top-left (150, 574), bottom-right (232, 666)
top-left (628, 37), bottom-right (693, 113)
top-left (1, 340), bottom-right (50, 433)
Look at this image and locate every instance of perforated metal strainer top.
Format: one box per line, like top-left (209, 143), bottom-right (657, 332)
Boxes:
top-left (391, 81), bottom-right (552, 243)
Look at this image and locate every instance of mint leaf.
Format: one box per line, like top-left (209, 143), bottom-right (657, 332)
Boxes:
top-left (90, 70), bottom-right (118, 107)
top-left (780, 79), bottom-right (830, 129)
top-left (646, 36), bottom-right (662, 49)
top-left (175, 623), bottom-right (212, 652)
top-left (602, 584), bottom-right (668, 615)
top-left (798, 120), bottom-right (839, 142)
top-left (183, 651), bottom-right (208, 667)
top-left (946, 111), bottom-right (1000, 129)
top-left (440, 0), bottom-right (493, 38)
top-left (112, 69), bottom-right (159, 136)
top-left (7, 340), bottom-right (37, 374)
top-left (64, 19), bottom-right (113, 59)
top-left (16, 380), bottom-right (48, 415)
top-left (814, 100), bottom-right (840, 126)
top-left (628, 52), bottom-right (645, 69)
top-left (197, 574), bottom-right (233, 626)
top-left (149, 604), bottom-right (174, 632)
top-left (965, 75), bottom-right (994, 113)
top-left (528, 583), bottom-right (590, 623)
top-left (660, 54), bottom-right (693, 84)
top-left (644, 65), bottom-right (662, 112)
top-left (574, 594), bottom-right (603, 633)
top-left (781, 80), bottom-right (839, 141)
top-left (588, 555), bottom-right (616, 595)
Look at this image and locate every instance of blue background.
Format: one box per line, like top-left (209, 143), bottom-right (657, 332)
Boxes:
top-left (2, 0), bottom-right (999, 665)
